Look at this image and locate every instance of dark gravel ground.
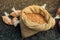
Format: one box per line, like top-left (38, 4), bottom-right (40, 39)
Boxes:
top-left (0, 0), bottom-right (60, 40)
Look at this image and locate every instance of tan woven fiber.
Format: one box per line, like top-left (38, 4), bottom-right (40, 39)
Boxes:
top-left (20, 5), bottom-right (55, 38)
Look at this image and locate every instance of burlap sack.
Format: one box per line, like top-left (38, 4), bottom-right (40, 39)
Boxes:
top-left (20, 5), bottom-right (55, 38)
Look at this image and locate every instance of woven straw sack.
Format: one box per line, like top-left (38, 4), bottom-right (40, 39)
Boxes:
top-left (20, 4), bottom-right (55, 38)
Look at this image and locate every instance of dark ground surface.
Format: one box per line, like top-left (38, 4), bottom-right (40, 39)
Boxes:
top-left (0, 0), bottom-right (60, 40)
